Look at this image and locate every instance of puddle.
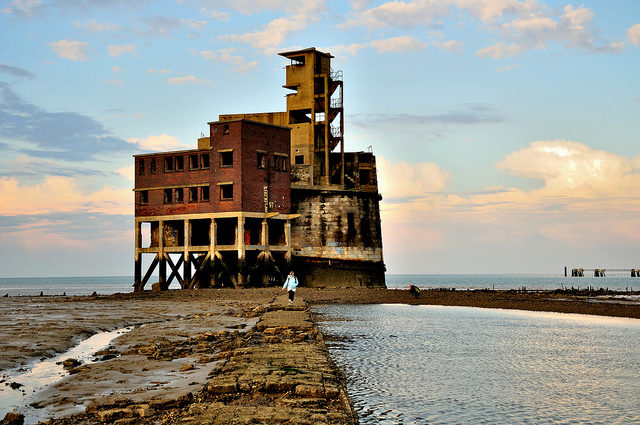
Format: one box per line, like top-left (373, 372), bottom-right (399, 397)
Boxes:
top-left (0, 326), bottom-right (132, 423)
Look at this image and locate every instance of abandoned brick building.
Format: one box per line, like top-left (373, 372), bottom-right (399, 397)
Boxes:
top-left (133, 48), bottom-right (385, 290)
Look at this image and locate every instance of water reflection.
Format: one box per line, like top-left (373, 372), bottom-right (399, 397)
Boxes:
top-left (314, 305), bottom-right (640, 425)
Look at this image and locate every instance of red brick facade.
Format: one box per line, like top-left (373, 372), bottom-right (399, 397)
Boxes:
top-left (134, 120), bottom-right (291, 217)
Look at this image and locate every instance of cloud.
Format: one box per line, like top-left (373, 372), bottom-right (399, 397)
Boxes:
top-left (135, 15), bottom-right (206, 37)
top-left (48, 40), bottom-right (90, 61)
top-left (0, 155), bottom-right (107, 179)
top-left (0, 64), bottom-right (35, 80)
top-left (127, 134), bottom-right (190, 152)
top-left (75, 19), bottom-right (120, 32)
top-left (194, 48), bottom-right (259, 73)
top-left (340, 0), bottom-right (450, 30)
top-left (166, 75), bottom-right (210, 85)
top-left (496, 64), bottom-right (520, 72)
top-left (0, 176), bottom-right (131, 216)
top-left (0, 83), bottom-right (132, 161)
top-left (112, 66), bottom-right (125, 74)
top-left (370, 36), bottom-right (427, 53)
top-left (436, 39), bottom-right (464, 53)
top-left (116, 164), bottom-right (135, 181)
top-left (107, 44), bottom-right (140, 58)
top-left (476, 42), bottom-right (524, 58)
top-left (351, 104), bottom-right (504, 128)
top-left (204, 10), bottom-right (231, 21)
top-left (147, 68), bottom-right (171, 74)
top-left (221, 0), bottom-right (327, 53)
top-left (628, 24), bottom-right (640, 46)
top-left (377, 157), bottom-right (449, 201)
top-left (1, 0), bottom-right (42, 17)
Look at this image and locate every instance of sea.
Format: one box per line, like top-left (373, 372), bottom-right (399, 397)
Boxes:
top-left (0, 273), bottom-right (638, 296)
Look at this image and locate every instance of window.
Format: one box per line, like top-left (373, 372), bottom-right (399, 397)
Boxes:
top-left (201, 153), bottom-right (210, 169)
top-left (164, 189), bottom-right (172, 204)
top-left (274, 154), bottom-right (288, 172)
top-left (175, 156), bottom-right (184, 171)
top-left (140, 190), bottom-right (148, 205)
top-left (164, 157), bottom-right (174, 172)
top-left (138, 159), bottom-right (145, 175)
top-left (189, 187), bottom-right (198, 203)
top-left (200, 186), bottom-right (209, 202)
top-left (220, 183), bottom-right (233, 201)
top-left (295, 155), bottom-right (304, 165)
top-left (189, 154), bottom-right (199, 170)
top-left (150, 158), bottom-right (156, 174)
top-left (175, 188), bottom-right (183, 203)
top-left (223, 124), bottom-right (230, 135)
top-left (219, 150), bottom-right (233, 167)
top-left (257, 152), bottom-right (267, 169)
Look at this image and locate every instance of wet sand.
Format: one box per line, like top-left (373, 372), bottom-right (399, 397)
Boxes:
top-left (1, 287), bottom-right (638, 424)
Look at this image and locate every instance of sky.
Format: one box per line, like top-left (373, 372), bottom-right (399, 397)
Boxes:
top-left (0, 0), bottom-right (639, 277)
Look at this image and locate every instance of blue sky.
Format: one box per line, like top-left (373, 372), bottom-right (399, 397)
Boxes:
top-left (0, 0), bottom-right (639, 277)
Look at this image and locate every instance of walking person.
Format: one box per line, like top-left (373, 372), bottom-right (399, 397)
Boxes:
top-left (282, 271), bottom-right (299, 305)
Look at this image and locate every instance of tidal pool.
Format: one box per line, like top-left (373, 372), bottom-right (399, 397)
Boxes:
top-left (313, 304), bottom-right (640, 425)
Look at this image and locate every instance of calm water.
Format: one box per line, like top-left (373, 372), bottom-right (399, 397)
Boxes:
top-left (1, 274), bottom-right (638, 296)
top-left (313, 304), bottom-right (640, 425)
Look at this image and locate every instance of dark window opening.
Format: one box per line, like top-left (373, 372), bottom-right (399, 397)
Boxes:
top-left (189, 187), bottom-right (198, 203)
top-left (138, 159), bottom-right (145, 175)
top-left (189, 154), bottom-right (199, 170)
top-left (289, 108), bottom-right (312, 124)
top-left (219, 151), bottom-right (233, 167)
top-left (174, 188), bottom-right (183, 203)
top-left (268, 220), bottom-right (286, 246)
top-left (220, 183), bottom-right (233, 201)
top-left (223, 124), bottom-right (230, 135)
top-left (295, 155), bottom-right (304, 165)
top-left (164, 157), bottom-right (174, 172)
top-left (150, 158), bottom-right (156, 174)
top-left (201, 153), bottom-right (210, 169)
top-left (200, 186), bottom-right (209, 202)
top-left (215, 218), bottom-right (237, 245)
top-left (140, 190), bottom-right (148, 205)
top-left (175, 156), bottom-right (184, 171)
top-left (274, 155), bottom-right (288, 172)
top-left (163, 188), bottom-right (172, 204)
top-left (359, 169), bottom-right (371, 185)
top-left (347, 212), bottom-right (356, 242)
top-left (257, 152), bottom-right (267, 169)
top-left (244, 218), bottom-right (262, 245)
top-left (190, 219), bottom-right (210, 246)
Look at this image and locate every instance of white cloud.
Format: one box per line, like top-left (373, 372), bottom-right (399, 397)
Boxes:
top-left (0, 176), bottom-right (131, 216)
top-left (1, 0), bottom-right (42, 16)
top-left (221, 0), bottom-right (327, 53)
top-left (107, 44), bottom-right (140, 58)
top-left (48, 40), bottom-right (89, 62)
top-left (166, 75), bottom-right (210, 85)
top-left (75, 19), bottom-right (120, 32)
top-left (377, 157), bottom-right (449, 200)
top-left (112, 66), bottom-right (125, 74)
top-left (496, 64), bottom-right (520, 72)
top-left (204, 9), bottom-right (231, 21)
top-left (437, 39), bottom-right (464, 53)
top-left (341, 0), bottom-right (450, 30)
top-left (476, 42), bottom-right (524, 58)
top-left (116, 164), bottom-right (135, 181)
top-left (628, 24), bottom-right (640, 46)
top-left (128, 134), bottom-right (190, 151)
top-left (453, 0), bottom-right (537, 23)
top-left (148, 68), bottom-right (171, 74)
top-left (180, 18), bottom-right (207, 29)
top-left (195, 48), bottom-right (259, 73)
top-left (370, 36), bottom-right (427, 53)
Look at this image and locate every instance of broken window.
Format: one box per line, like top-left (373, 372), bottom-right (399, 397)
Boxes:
top-left (200, 186), bottom-right (209, 202)
top-left (189, 187), bottom-right (198, 203)
top-left (223, 124), bottom-right (230, 135)
top-left (289, 108), bottom-right (312, 124)
top-left (315, 112), bottom-right (325, 122)
top-left (219, 150), bottom-right (233, 167)
top-left (164, 157), bottom-right (174, 172)
top-left (274, 154), bottom-right (288, 172)
top-left (164, 189), bottom-right (172, 204)
top-left (295, 155), bottom-right (304, 165)
top-left (359, 169), bottom-right (371, 185)
top-left (189, 154), bottom-right (199, 170)
top-left (257, 151), bottom-right (267, 169)
top-left (140, 190), bottom-right (148, 205)
top-left (201, 153), bottom-right (210, 169)
top-left (175, 156), bottom-right (184, 171)
top-left (174, 188), bottom-right (183, 203)
top-left (138, 159), bottom-right (145, 175)
top-left (220, 183), bottom-right (233, 201)
top-left (150, 158), bottom-right (156, 174)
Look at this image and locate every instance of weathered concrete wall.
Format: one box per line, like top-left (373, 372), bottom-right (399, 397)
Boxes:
top-left (290, 187), bottom-right (385, 288)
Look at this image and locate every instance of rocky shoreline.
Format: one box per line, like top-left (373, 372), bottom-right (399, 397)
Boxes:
top-left (2, 287), bottom-right (639, 424)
